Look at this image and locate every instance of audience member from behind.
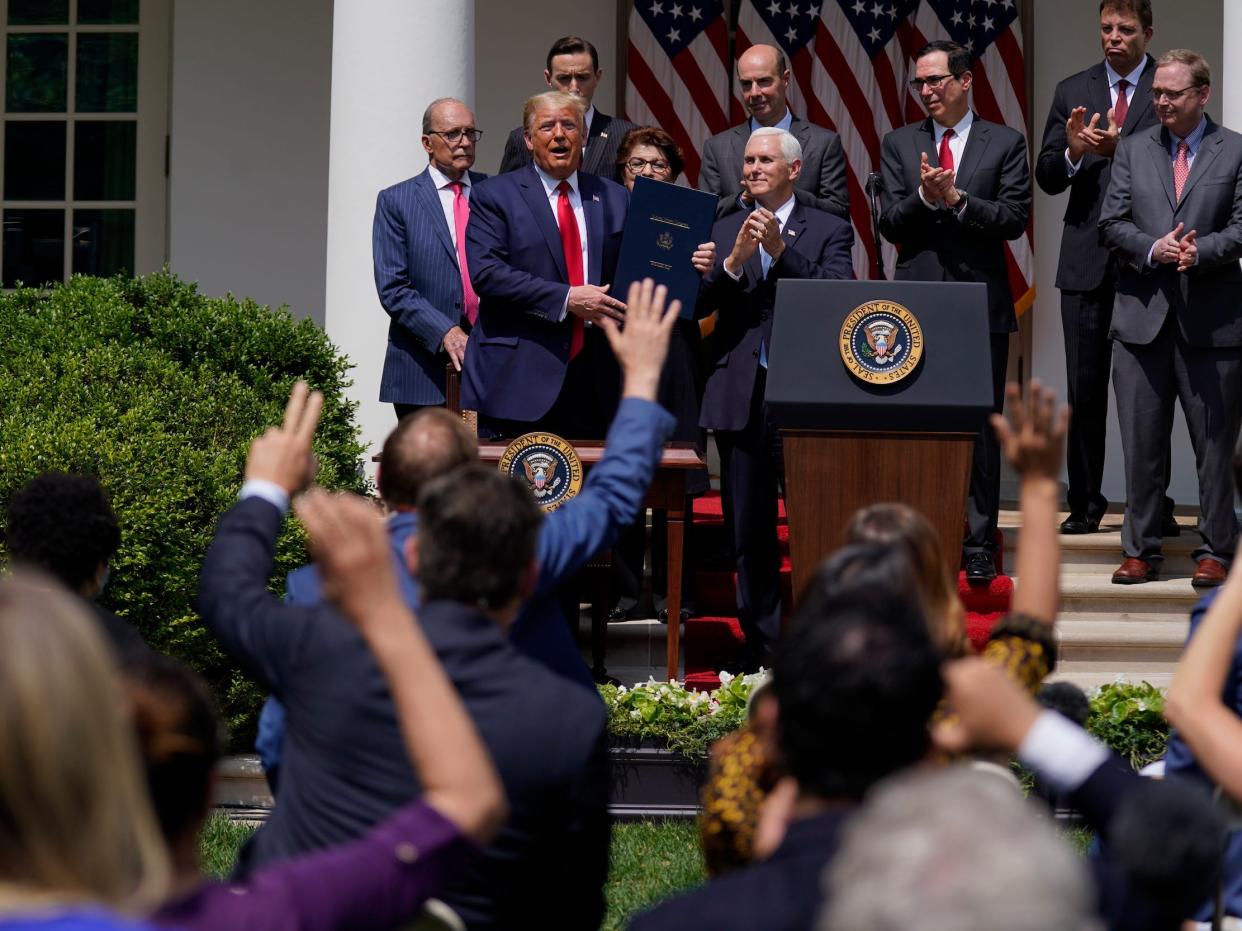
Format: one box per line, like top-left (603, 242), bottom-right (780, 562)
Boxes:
top-left (630, 584), bottom-right (943, 931)
top-left (0, 574), bottom-right (168, 930)
top-left (819, 766), bottom-right (1101, 931)
top-left (133, 490), bottom-right (504, 930)
top-left (199, 383), bottom-right (611, 930)
top-left (3, 471), bottom-right (146, 657)
top-left (845, 503), bottom-right (969, 656)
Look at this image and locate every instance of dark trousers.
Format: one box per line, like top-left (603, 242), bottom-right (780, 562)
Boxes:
top-left (477, 328), bottom-right (620, 441)
top-left (1113, 316), bottom-right (1242, 565)
top-left (715, 368), bottom-right (783, 647)
top-left (964, 332), bottom-right (1010, 556)
top-left (394, 402), bottom-right (430, 420)
top-left (1061, 283), bottom-right (1115, 520)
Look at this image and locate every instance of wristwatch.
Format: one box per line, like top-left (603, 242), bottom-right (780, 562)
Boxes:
top-left (952, 189), bottom-right (969, 216)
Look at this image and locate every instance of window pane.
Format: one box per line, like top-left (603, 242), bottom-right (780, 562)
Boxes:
top-left (6, 34), bottom-right (68, 112)
top-left (9, 0), bottom-right (69, 25)
top-left (73, 121), bottom-right (135, 199)
top-left (78, 0), bottom-right (139, 25)
top-left (76, 33), bottom-right (138, 112)
top-left (5, 122), bottom-right (67, 199)
top-left (73, 208), bottom-right (134, 276)
top-left (3, 209), bottom-right (64, 286)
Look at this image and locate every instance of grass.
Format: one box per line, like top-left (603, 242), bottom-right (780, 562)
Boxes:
top-left (199, 812), bottom-right (703, 929)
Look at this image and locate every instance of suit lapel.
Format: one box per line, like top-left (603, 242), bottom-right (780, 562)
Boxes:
top-left (1148, 129), bottom-right (1177, 210)
top-left (1175, 119), bottom-right (1222, 210)
top-left (781, 205), bottom-right (808, 259)
top-left (517, 166), bottom-right (569, 280)
top-left (414, 170), bottom-right (457, 264)
top-left (916, 118), bottom-right (937, 170)
top-left (582, 112), bottom-right (610, 176)
top-left (1087, 64), bottom-right (1114, 130)
top-left (955, 116), bottom-right (989, 191)
top-left (1123, 56), bottom-right (1157, 134)
top-left (581, 176), bottom-right (604, 285)
top-left (731, 124), bottom-right (749, 176)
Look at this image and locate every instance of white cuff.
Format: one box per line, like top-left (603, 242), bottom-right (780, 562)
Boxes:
top-left (557, 290), bottom-right (570, 322)
top-left (917, 185), bottom-right (938, 210)
top-left (1016, 709), bottom-right (1110, 793)
top-left (1064, 148), bottom-right (1083, 176)
top-left (1146, 241), bottom-right (1160, 267)
top-left (240, 479), bottom-right (290, 515)
top-left (723, 259), bottom-right (744, 281)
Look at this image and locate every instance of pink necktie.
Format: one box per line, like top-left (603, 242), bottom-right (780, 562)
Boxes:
top-left (556, 180), bottom-right (585, 360)
top-left (450, 181), bottom-right (479, 325)
top-left (938, 128), bottom-right (955, 171)
top-left (1113, 78), bottom-right (1129, 129)
top-left (1173, 141), bottom-right (1190, 202)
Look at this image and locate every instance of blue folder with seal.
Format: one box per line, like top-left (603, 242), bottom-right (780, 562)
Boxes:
top-left (613, 176), bottom-right (718, 319)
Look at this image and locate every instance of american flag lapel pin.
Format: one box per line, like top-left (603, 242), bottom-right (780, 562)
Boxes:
top-left (592, 194), bottom-right (601, 202)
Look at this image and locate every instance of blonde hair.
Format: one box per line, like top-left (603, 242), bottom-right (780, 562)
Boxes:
top-left (845, 503), bottom-right (969, 657)
top-left (0, 574), bottom-right (168, 914)
top-left (522, 91), bottom-right (585, 134)
top-left (1156, 49), bottom-right (1211, 87)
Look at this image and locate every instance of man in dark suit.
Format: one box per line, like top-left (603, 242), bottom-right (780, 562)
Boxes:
top-left (373, 98), bottom-right (485, 418)
top-left (1100, 49), bottom-right (1242, 588)
top-left (879, 39), bottom-right (1032, 582)
top-left (699, 44), bottom-right (849, 222)
top-left (698, 127), bottom-right (853, 669)
top-left (497, 35), bottom-right (636, 183)
top-left (199, 383), bottom-right (613, 931)
top-left (1036, 1), bottom-right (1175, 536)
top-left (462, 91), bottom-right (630, 439)
top-left (631, 584), bottom-right (944, 930)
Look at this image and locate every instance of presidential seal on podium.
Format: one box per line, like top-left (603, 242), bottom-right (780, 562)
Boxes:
top-left (839, 299), bottom-right (924, 385)
top-left (497, 433), bottom-right (584, 512)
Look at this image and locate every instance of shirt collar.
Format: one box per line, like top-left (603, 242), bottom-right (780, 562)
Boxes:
top-left (770, 193), bottom-right (796, 228)
top-left (583, 104), bottom-right (596, 134)
top-left (428, 162), bottom-right (469, 191)
top-left (1104, 56), bottom-right (1147, 89)
top-left (933, 110), bottom-right (973, 144)
top-left (750, 108), bottom-right (794, 134)
top-left (533, 163), bottom-right (579, 198)
top-left (1171, 116), bottom-right (1209, 155)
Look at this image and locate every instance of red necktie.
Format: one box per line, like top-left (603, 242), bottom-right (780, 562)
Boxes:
top-left (938, 127), bottom-right (955, 172)
top-left (1112, 78), bottom-right (1130, 130)
top-left (556, 180), bottom-right (585, 360)
top-left (1173, 140), bottom-right (1190, 201)
top-left (449, 182), bottom-right (479, 325)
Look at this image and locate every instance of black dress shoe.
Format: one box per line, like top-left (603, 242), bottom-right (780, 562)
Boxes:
top-left (608, 605), bottom-right (640, 622)
top-left (965, 552), bottom-right (998, 583)
top-left (1059, 514), bottom-right (1100, 535)
top-left (657, 607), bottom-right (691, 624)
top-left (1162, 514), bottom-right (1182, 537)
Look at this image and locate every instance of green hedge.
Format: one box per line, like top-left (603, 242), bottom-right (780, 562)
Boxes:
top-left (0, 272), bottom-right (368, 744)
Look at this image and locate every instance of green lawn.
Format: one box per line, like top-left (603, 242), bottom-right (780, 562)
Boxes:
top-left (199, 813), bottom-right (704, 929)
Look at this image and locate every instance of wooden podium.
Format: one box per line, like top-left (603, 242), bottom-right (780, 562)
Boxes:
top-left (766, 280), bottom-right (995, 602)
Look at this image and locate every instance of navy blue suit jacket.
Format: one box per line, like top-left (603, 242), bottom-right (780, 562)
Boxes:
top-left (198, 499), bottom-right (611, 931)
top-left (373, 167), bottom-right (486, 406)
top-left (460, 166), bottom-right (628, 422)
top-left (697, 202), bottom-right (854, 432)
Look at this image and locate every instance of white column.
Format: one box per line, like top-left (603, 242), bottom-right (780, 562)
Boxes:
top-left (1223, 1), bottom-right (1242, 129)
top-left (323, 0), bottom-right (475, 466)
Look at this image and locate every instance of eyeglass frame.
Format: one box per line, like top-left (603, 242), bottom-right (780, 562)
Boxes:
top-left (1149, 84), bottom-right (1205, 103)
top-left (425, 128), bottom-right (484, 143)
top-left (624, 156), bottom-right (672, 174)
top-left (908, 72), bottom-right (963, 91)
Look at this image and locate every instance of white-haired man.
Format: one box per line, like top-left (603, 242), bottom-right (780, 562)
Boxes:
top-left (697, 126), bottom-right (854, 669)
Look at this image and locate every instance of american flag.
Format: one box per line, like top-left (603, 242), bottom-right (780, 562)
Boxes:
top-left (911, 0), bottom-right (1034, 313)
top-left (626, 0), bottom-right (732, 187)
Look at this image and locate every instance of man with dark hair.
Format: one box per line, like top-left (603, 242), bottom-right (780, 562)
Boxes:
top-left (879, 39), bottom-right (1032, 583)
top-left (202, 279), bottom-right (682, 930)
top-left (3, 471), bottom-right (145, 656)
top-left (630, 580), bottom-right (944, 930)
top-left (1036, 1), bottom-right (1171, 537)
top-left (1101, 48), bottom-right (1242, 587)
top-left (498, 35), bottom-right (636, 182)
top-left (373, 97), bottom-right (487, 416)
top-left (699, 44), bottom-right (849, 221)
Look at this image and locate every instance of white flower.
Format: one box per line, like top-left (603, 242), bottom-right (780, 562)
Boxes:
top-left (718, 671), bottom-right (735, 686)
top-left (630, 709), bottom-right (641, 718)
top-left (1137, 701), bottom-right (1147, 712)
top-left (1113, 674), bottom-right (1129, 684)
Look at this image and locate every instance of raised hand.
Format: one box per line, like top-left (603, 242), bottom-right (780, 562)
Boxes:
top-left (1065, 106), bottom-right (1091, 161)
top-left (244, 380), bottom-right (323, 495)
top-left (991, 379), bottom-right (1069, 482)
top-left (599, 277), bottom-right (680, 402)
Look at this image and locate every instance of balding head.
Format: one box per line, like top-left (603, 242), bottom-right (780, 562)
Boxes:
top-left (737, 44), bottom-right (790, 126)
top-left (377, 408), bottom-right (478, 510)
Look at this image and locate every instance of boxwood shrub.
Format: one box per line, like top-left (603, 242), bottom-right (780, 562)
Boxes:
top-left (0, 271), bottom-right (369, 744)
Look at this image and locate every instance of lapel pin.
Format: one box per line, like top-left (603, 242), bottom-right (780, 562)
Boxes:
top-left (600, 131), bottom-right (609, 139)
top-left (592, 194), bottom-right (600, 202)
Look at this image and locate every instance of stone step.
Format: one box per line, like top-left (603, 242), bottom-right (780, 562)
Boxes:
top-left (1046, 669), bottom-right (1173, 693)
top-left (999, 510), bottom-right (1201, 574)
top-left (1017, 574), bottom-right (1205, 619)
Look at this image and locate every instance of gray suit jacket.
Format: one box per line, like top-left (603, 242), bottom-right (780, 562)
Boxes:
top-left (698, 115), bottom-right (850, 221)
top-left (1100, 117), bottom-right (1242, 347)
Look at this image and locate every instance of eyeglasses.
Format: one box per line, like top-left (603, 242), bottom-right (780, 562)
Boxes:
top-left (908, 73), bottom-right (960, 91)
top-left (625, 157), bottom-right (671, 174)
top-left (427, 128), bottom-right (484, 143)
top-left (1150, 85), bottom-right (1203, 103)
